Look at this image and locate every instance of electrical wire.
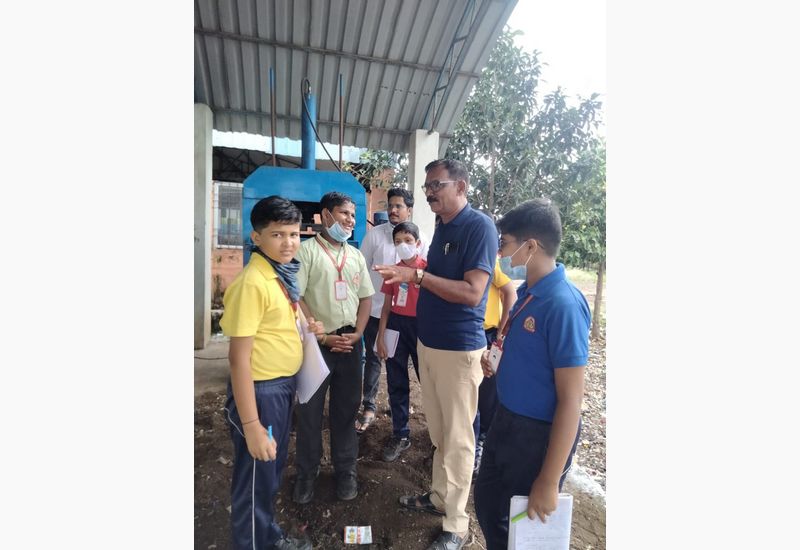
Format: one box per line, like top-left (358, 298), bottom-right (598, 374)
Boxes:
top-left (301, 78), bottom-right (342, 172)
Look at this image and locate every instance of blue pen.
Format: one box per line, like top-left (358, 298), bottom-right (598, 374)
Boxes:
top-left (268, 425), bottom-right (273, 440)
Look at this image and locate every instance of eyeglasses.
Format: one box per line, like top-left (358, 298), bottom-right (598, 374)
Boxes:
top-left (499, 237), bottom-right (517, 249)
top-left (422, 180), bottom-right (457, 193)
top-left (499, 237), bottom-right (546, 251)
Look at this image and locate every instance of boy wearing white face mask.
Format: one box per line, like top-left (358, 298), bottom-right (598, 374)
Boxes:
top-left (474, 198), bottom-right (590, 550)
top-left (376, 222), bottom-right (427, 462)
top-left (357, 188), bottom-right (429, 435)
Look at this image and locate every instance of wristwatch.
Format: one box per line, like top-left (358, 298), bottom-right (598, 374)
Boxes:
top-left (415, 268), bottom-right (425, 286)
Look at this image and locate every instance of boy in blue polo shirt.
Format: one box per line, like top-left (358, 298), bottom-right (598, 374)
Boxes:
top-left (473, 198), bottom-right (591, 550)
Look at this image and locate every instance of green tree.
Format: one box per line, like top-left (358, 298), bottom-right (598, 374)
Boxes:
top-left (447, 28), bottom-right (602, 217)
top-left (447, 27), bottom-right (605, 338)
top-left (345, 149), bottom-right (408, 191)
top-left (556, 140), bottom-right (606, 339)
top-left (446, 29), bottom-right (540, 214)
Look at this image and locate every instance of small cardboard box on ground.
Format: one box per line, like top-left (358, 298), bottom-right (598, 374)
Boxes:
top-left (344, 526), bottom-right (372, 544)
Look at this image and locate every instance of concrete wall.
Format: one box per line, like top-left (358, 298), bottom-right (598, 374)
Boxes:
top-left (194, 104), bottom-right (213, 349)
top-left (408, 129), bottom-right (439, 238)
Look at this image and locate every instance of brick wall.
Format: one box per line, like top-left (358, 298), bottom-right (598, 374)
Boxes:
top-left (211, 248), bottom-right (243, 307)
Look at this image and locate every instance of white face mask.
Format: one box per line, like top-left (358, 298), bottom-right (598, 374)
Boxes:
top-left (395, 242), bottom-right (418, 261)
top-left (324, 211), bottom-right (352, 242)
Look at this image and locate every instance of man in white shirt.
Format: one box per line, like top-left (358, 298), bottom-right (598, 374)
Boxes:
top-left (357, 188), bottom-right (429, 433)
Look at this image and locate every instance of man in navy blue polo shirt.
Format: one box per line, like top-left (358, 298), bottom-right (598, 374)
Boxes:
top-left (473, 198), bottom-right (590, 550)
top-left (374, 159), bottom-right (498, 550)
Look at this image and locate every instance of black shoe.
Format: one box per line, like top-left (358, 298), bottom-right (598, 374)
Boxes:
top-left (274, 535), bottom-right (313, 550)
top-left (293, 473), bottom-right (317, 504)
top-left (336, 472), bottom-right (358, 501)
top-left (382, 436), bottom-right (411, 462)
top-left (426, 530), bottom-right (469, 550)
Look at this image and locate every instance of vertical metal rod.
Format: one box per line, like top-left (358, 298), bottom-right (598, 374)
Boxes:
top-left (301, 82), bottom-right (317, 171)
top-left (430, 92), bottom-right (436, 133)
top-left (338, 74), bottom-right (344, 169)
top-left (269, 67), bottom-right (276, 166)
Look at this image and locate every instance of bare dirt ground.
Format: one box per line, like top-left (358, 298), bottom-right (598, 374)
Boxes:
top-left (195, 277), bottom-right (606, 549)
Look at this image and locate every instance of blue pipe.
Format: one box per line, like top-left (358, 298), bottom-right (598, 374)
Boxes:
top-left (301, 91), bottom-right (317, 170)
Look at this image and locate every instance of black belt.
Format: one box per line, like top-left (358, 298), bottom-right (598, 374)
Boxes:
top-left (330, 325), bottom-right (356, 335)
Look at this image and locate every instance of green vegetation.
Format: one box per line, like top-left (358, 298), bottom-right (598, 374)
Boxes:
top-left (345, 149), bottom-right (407, 191)
top-left (448, 28), bottom-right (605, 337)
top-left (567, 267), bottom-right (605, 337)
top-left (346, 28), bottom-right (606, 337)
top-left (447, 29), bottom-right (602, 218)
top-left (566, 267), bottom-right (598, 287)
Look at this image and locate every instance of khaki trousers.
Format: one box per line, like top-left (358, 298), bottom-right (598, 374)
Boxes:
top-left (418, 340), bottom-right (485, 534)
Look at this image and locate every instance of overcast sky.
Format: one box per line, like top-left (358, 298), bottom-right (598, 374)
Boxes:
top-left (508, 0), bottom-right (606, 101)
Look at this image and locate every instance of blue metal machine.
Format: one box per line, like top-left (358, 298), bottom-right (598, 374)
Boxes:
top-left (241, 78), bottom-right (367, 265)
top-left (242, 166), bottom-right (367, 263)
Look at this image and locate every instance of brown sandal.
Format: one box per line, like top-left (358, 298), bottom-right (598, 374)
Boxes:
top-left (399, 492), bottom-right (445, 516)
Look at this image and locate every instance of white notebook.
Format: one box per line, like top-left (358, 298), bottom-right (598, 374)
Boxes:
top-left (372, 328), bottom-right (400, 358)
top-left (295, 327), bottom-right (330, 404)
top-left (508, 494), bottom-right (573, 550)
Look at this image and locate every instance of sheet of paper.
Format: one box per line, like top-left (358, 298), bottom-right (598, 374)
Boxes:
top-left (295, 327), bottom-right (330, 404)
top-left (372, 328), bottom-right (400, 358)
top-left (508, 494), bottom-right (573, 550)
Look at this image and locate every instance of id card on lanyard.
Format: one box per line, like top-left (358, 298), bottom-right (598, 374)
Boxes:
top-left (316, 236), bottom-right (349, 301)
top-left (396, 283), bottom-right (409, 307)
top-left (488, 294), bottom-right (534, 373)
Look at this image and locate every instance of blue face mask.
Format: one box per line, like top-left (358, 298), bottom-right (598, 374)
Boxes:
top-left (499, 241), bottom-right (531, 279)
top-left (324, 211), bottom-right (352, 243)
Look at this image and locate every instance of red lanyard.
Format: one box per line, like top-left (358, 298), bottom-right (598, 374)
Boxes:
top-left (277, 281), bottom-right (298, 312)
top-left (315, 235), bottom-right (347, 281)
top-left (497, 294), bottom-right (534, 348)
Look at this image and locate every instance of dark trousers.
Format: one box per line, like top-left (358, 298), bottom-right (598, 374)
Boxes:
top-left (473, 328), bottom-right (499, 441)
top-left (384, 313), bottom-right (420, 438)
top-left (474, 404), bottom-right (581, 550)
top-left (361, 316), bottom-right (382, 413)
top-left (225, 376), bottom-right (296, 550)
top-left (294, 333), bottom-right (363, 479)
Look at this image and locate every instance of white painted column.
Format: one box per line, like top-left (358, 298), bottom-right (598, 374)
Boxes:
top-left (194, 104), bottom-right (213, 349)
top-left (408, 129), bottom-right (439, 239)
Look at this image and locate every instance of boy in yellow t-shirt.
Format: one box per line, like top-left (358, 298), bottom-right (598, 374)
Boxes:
top-left (220, 196), bottom-right (324, 550)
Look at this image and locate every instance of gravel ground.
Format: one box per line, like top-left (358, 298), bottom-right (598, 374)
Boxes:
top-left (579, 332), bottom-right (606, 489)
top-left (196, 271), bottom-right (607, 549)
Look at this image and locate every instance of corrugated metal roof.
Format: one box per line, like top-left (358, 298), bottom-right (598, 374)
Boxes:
top-left (195, 0), bottom-right (517, 156)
